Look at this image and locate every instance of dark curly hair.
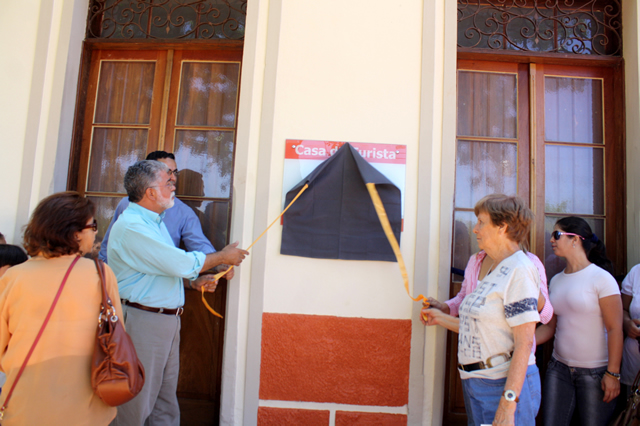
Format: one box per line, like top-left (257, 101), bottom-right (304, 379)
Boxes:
top-left (23, 192), bottom-right (95, 257)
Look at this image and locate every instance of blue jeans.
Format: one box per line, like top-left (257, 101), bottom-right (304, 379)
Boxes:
top-left (541, 357), bottom-right (616, 426)
top-left (461, 364), bottom-right (541, 426)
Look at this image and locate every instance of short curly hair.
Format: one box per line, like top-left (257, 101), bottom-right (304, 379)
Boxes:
top-left (23, 192), bottom-right (95, 257)
top-left (474, 194), bottom-right (533, 244)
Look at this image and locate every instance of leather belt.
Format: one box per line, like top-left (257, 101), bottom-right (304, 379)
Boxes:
top-left (122, 300), bottom-right (184, 316)
top-left (458, 351), bottom-right (513, 372)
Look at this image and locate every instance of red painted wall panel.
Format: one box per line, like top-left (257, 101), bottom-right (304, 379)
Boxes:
top-left (260, 313), bottom-right (411, 406)
top-left (257, 407), bottom-right (330, 426)
top-left (335, 411), bottom-right (407, 426)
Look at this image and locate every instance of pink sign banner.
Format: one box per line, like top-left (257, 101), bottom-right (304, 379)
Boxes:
top-left (283, 139), bottom-right (407, 217)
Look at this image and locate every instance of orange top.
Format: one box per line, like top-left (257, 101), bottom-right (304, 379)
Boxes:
top-left (0, 255), bottom-right (123, 425)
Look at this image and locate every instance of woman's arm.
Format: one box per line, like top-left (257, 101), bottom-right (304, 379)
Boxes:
top-left (492, 322), bottom-right (536, 426)
top-left (622, 294), bottom-right (640, 338)
top-left (600, 294), bottom-right (623, 403)
top-left (534, 314), bottom-right (557, 345)
top-left (421, 307), bottom-right (460, 333)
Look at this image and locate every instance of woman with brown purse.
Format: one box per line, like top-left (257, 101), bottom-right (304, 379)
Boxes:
top-left (0, 192), bottom-right (123, 425)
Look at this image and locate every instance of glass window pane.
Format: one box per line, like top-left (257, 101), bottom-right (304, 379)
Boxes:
top-left (453, 211), bottom-right (479, 272)
top-left (545, 145), bottom-right (604, 215)
top-left (87, 128), bottom-right (148, 193)
top-left (174, 130), bottom-right (235, 198)
top-left (86, 196), bottom-right (123, 257)
top-left (95, 61), bottom-right (155, 124)
top-left (181, 200), bottom-right (229, 250)
top-left (177, 62), bottom-right (240, 127)
top-left (457, 71), bottom-right (517, 139)
top-left (545, 77), bottom-right (603, 144)
top-left (544, 215), bottom-right (604, 281)
top-left (455, 140), bottom-right (518, 209)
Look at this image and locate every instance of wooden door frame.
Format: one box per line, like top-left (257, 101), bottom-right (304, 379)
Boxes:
top-left (444, 50), bottom-right (627, 426)
top-left (67, 39), bottom-right (243, 192)
top-left (67, 39), bottom-right (244, 425)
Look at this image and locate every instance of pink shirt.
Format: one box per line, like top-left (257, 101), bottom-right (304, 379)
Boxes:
top-left (446, 251), bottom-right (553, 349)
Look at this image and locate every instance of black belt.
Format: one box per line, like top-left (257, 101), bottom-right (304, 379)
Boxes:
top-left (122, 300), bottom-right (184, 316)
top-left (458, 352), bottom-right (513, 372)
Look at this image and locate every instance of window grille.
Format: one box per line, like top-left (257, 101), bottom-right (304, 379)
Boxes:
top-left (457, 0), bottom-right (621, 56)
top-left (87, 0), bottom-right (247, 40)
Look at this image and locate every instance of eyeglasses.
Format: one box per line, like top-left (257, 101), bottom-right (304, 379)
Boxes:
top-left (551, 230), bottom-right (584, 241)
top-left (83, 219), bottom-right (98, 232)
top-left (168, 169), bottom-right (180, 177)
top-left (151, 180), bottom-right (177, 190)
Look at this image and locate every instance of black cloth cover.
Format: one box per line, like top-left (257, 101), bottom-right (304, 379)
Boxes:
top-left (281, 143), bottom-right (401, 262)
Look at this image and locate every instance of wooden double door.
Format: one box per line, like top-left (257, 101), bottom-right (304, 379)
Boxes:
top-left (444, 58), bottom-right (625, 425)
top-left (71, 47), bottom-right (242, 424)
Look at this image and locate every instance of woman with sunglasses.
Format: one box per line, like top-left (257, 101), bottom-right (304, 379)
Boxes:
top-left (536, 217), bottom-right (622, 426)
top-left (0, 192), bottom-right (123, 425)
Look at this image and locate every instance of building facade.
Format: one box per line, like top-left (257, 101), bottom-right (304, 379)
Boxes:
top-left (1, 1), bottom-right (638, 424)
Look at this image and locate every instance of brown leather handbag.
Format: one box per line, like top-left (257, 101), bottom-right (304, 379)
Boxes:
top-left (91, 259), bottom-right (145, 406)
top-left (610, 369), bottom-right (640, 426)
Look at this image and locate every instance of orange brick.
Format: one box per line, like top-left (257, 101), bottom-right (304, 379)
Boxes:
top-left (257, 407), bottom-right (329, 426)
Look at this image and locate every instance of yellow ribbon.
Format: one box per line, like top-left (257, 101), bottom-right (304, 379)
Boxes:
top-left (365, 183), bottom-right (428, 306)
top-left (201, 184), bottom-right (310, 318)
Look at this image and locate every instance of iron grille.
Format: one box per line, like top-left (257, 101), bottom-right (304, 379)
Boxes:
top-left (458, 0), bottom-right (621, 56)
top-left (87, 0), bottom-right (247, 40)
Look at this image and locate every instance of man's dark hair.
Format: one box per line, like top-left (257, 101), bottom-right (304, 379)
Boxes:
top-left (0, 245), bottom-right (28, 268)
top-left (146, 151), bottom-right (175, 161)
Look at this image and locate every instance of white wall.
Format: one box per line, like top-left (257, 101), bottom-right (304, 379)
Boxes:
top-left (228, 0), bottom-right (458, 424)
top-left (0, 0), bottom-right (87, 244)
top-left (625, 0), bottom-right (640, 267)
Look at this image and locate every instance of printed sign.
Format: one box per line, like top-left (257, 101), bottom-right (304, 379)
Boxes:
top-left (283, 139), bottom-right (407, 216)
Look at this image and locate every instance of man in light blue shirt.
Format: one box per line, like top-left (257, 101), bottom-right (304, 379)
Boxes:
top-left (109, 160), bottom-right (248, 426)
top-left (100, 151), bottom-right (220, 290)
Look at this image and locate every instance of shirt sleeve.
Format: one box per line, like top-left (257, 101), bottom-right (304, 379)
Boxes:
top-left (527, 252), bottom-right (554, 324)
top-left (621, 265), bottom-right (640, 296)
top-left (503, 264), bottom-right (541, 328)
top-left (99, 197), bottom-right (129, 263)
top-left (446, 253), bottom-right (482, 317)
top-left (178, 204), bottom-right (216, 254)
top-left (115, 222), bottom-right (206, 280)
top-left (596, 267), bottom-right (621, 299)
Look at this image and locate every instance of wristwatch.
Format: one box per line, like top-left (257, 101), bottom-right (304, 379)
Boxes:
top-left (502, 389), bottom-right (519, 403)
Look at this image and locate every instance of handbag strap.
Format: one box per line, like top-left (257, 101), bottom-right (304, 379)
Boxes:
top-left (0, 255), bottom-right (81, 420)
top-left (94, 259), bottom-right (116, 322)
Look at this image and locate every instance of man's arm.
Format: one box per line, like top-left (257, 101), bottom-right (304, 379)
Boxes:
top-left (99, 197), bottom-right (129, 263)
top-left (178, 201), bottom-right (216, 254)
top-left (201, 242), bottom-right (248, 272)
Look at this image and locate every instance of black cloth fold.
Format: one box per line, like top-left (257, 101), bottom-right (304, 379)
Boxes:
top-left (281, 143), bottom-right (401, 262)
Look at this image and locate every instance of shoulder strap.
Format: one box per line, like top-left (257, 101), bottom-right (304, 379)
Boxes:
top-left (94, 259), bottom-right (116, 323)
top-left (0, 255), bottom-right (81, 419)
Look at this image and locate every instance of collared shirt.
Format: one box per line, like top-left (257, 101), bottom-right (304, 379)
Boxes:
top-left (99, 197), bottom-right (215, 263)
top-left (107, 203), bottom-right (206, 309)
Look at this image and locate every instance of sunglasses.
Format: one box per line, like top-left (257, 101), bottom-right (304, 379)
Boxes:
top-left (83, 219), bottom-right (98, 232)
top-left (167, 169), bottom-right (180, 177)
top-left (551, 230), bottom-right (584, 241)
